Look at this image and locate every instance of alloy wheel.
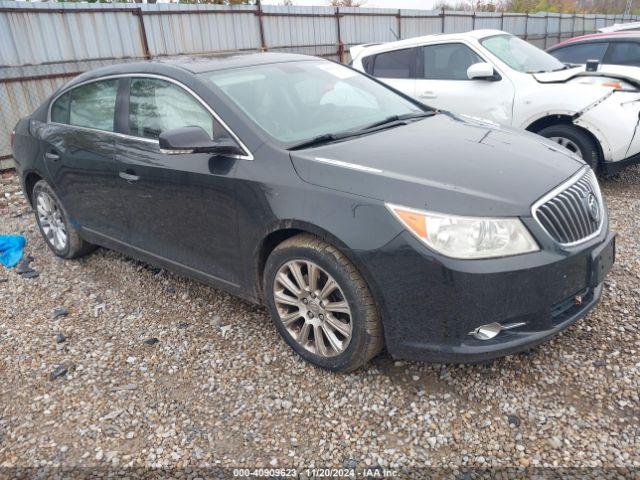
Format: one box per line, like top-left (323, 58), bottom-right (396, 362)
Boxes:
top-left (36, 191), bottom-right (68, 251)
top-left (549, 136), bottom-right (582, 158)
top-left (273, 260), bottom-right (353, 357)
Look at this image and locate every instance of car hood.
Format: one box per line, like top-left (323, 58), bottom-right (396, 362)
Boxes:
top-left (534, 65), bottom-right (640, 87)
top-left (289, 113), bottom-right (585, 217)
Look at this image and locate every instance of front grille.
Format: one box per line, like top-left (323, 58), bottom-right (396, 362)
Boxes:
top-left (534, 169), bottom-right (603, 245)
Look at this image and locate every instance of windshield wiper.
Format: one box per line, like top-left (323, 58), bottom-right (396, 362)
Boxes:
top-left (288, 132), bottom-right (352, 150)
top-left (360, 111), bottom-right (436, 130)
top-left (530, 65), bottom-right (573, 74)
top-left (289, 111), bottom-right (437, 151)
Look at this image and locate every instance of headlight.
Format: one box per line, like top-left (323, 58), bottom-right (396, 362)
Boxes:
top-left (386, 203), bottom-right (539, 259)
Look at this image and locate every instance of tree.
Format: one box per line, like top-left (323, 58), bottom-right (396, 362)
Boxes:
top-left (175, 0), bottom-right (256, 4)
top-left (434, 0), bottom-right (638, 12)
top-left (329, 0), bottom-right (368, 7)
top-left (434, 0), bottom-right (500, 10)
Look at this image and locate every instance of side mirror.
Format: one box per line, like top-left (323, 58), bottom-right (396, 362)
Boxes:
top-left (467, 62), bottom-right (500, 81)
top-left (159, 126), bottom-right (244, 156)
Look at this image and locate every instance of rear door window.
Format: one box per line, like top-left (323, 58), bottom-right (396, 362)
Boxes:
top-left (551, 42), bottom-right (609, 64)
top-left (605, 42), bottom-right (640, 66)
top-left (370, 48), bottom-right (415, 79)
top-left (51, 79), bottom-right (119, 132)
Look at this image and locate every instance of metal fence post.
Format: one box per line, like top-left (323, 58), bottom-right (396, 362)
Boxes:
top-left (133, 8), bottom-right (151, 59)
top-left (441, 8), bottom-right (445, 33)
top-left (256, 0), bottom-right (267, 52)
top-left (544, 13), bottom-right (548, 48)
top-left (397, 9), bottom-right (402, 40)
top-left (336, 7), bottom-right (344, 63)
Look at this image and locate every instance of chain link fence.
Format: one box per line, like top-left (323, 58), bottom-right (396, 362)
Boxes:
top-left (1, 1), bottom-right (638, 168)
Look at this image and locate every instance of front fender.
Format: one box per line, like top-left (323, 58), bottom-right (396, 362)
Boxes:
top-left (519, 107), bottom-right (615, 161)
top-left (575, 91), bottom-right (640, 162)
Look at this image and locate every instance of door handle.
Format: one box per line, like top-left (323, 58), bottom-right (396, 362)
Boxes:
top-left (119, 171), bottom-right (140, 183)
top-left (45, 151), bottom-right (60, 161)
top-left (418, 91), bottom-right (437, 99)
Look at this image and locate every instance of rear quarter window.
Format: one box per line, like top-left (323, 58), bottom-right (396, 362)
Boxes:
top-left (361, 55), bottom-right (375, 75)
top-left (605, 41), bottom-right (640, 66)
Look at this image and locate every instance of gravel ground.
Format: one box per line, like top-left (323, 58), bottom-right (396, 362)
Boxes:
top-left (0, 167), bottom-right (638, 478)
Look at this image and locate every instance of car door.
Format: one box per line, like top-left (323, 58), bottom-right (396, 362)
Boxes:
top-left (43, 78), bottom-right (127, 239)
top-left (114, 76), bottom-right (244, 286)
top-left (364, 47), bottom-right (417, 97)
top-left (414, 42), bottom-right (515, 125)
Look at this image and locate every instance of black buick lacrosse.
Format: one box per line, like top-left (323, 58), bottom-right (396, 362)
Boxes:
top-left (11, 53), bottom-right (615, 371)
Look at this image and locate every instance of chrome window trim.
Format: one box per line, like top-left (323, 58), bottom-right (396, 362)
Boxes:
top-left (46, 73), bottom-right (254, 161)
top-left (531, 166), bottom-right (605, 248)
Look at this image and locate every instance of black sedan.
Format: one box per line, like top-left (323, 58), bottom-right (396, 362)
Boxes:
top-left (11, 53), bottom-right (615, 371)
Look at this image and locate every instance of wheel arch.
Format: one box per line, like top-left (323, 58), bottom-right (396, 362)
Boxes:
top-left (524, 113), bottom-right (608, 163)
top-left (23, 170), bottom-right (44, 207)
top-left (252, 220), bottom-right (385, 316)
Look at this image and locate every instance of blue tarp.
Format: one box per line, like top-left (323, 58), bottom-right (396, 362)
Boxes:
top-left (0, 235), bottom-right (26, 268)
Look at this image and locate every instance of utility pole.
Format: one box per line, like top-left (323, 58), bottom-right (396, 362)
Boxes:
top-left (624, 0), bottom-right (633, 16)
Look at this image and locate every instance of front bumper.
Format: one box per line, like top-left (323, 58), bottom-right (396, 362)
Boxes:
top-left (363, 228), bottom-right (615, 364)
top-left (603, 151), bottom-right (640, 176)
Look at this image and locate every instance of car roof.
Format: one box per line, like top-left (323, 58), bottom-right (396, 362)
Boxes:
top-left (62, 52), bottom-right (317, 89)
top-left (355, 29), bottom-right (505, 57)
top-left (157, 52), bottom-right (315, 73)
top-left (598, 21), bottom-right (640, 32)
top-left (551, 31), bottom-right (640, 49)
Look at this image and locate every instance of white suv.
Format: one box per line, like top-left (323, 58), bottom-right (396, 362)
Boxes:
top-left (351, 29), bottom-right (640, 175)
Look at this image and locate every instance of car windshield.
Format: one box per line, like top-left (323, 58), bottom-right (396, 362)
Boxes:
top-left (202, 60), bottom-right (424, 144)
top-left (481, 34), bottom-right (566, 73)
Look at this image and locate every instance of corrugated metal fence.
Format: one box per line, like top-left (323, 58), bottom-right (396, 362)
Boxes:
top-left (1, 0), bottom-right (638, 166)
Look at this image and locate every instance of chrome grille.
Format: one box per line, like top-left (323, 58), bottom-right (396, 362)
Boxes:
top-left (533, 169), bottom-right (604, 246)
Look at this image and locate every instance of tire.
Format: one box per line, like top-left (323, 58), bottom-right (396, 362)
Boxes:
top-left (32, 179), bottom-right (96, 259)
top-left (263, 233), bottom-right (383, 372)
top-left (538, 124), bottom-right (600, 172)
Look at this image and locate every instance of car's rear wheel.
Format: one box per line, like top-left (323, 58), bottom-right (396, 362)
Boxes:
top-left (538, 124), bottom-right (600, 171)
top-left (32, 180), bottom-right (96, 259)
top-left (263, 233), bottom-right (383, 372)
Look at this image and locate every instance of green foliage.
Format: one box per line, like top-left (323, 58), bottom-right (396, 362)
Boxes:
top-left (434, 0), bottom-right (637, 13)
top-left (55, 0), bottom-right (258, 3)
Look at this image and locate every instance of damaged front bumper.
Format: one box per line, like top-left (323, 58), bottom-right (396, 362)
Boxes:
top-left (603, 151), bottom-right (640, 176)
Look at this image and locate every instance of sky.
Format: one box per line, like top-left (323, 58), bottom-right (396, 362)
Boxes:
top-left (262, 0), bottom-right (442, 9)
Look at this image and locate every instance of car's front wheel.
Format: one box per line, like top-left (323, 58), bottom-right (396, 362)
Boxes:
top-left (32, 179), bottom-right (96, 259)
top-left (264, 234), bottom-right (383, 372)
top-left (538, 124), bottom-right (600, 171)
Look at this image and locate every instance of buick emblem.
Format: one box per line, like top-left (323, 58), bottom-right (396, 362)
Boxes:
top-left (586, 193), bottom-right (600, 222)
